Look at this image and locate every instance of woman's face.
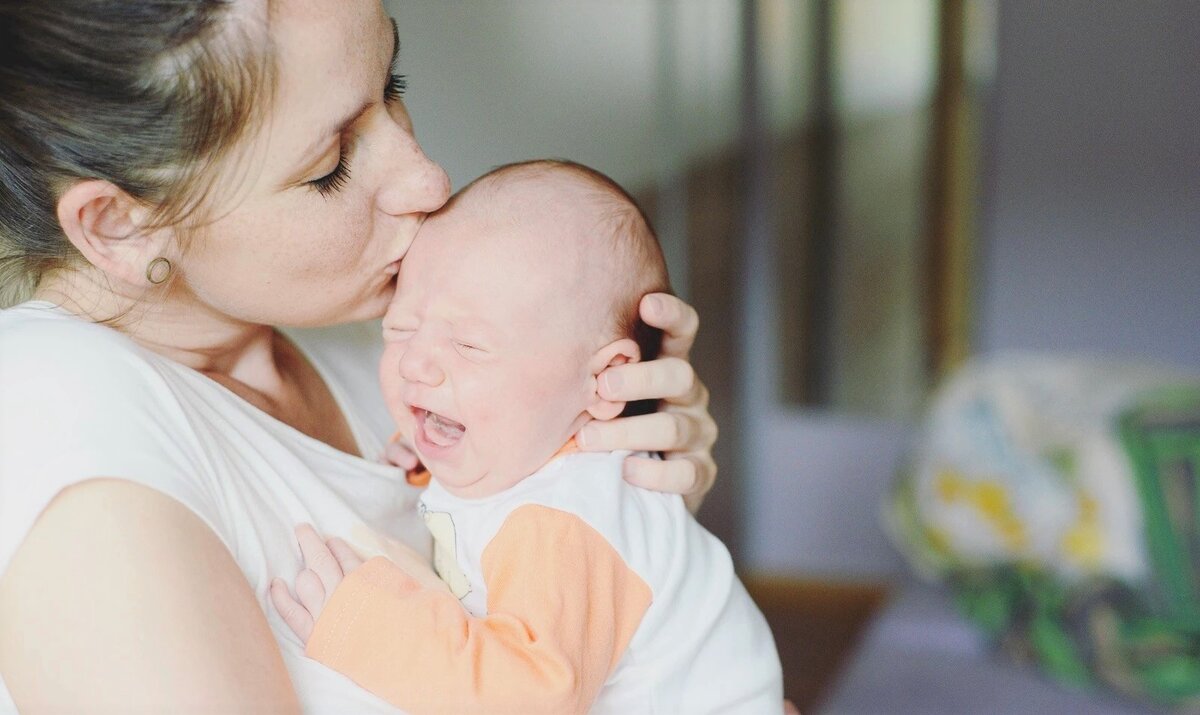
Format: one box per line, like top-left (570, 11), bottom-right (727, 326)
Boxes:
top-left (178, 0), bottom-right (450, 327)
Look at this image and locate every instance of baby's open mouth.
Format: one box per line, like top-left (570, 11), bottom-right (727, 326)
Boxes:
top-left (417, 408), bottom-right (466, 447)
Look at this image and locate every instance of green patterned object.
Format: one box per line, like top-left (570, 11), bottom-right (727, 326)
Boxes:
top-left (885, 357), bottom-right (1200, 708)
top-left (1120, 392), bottom-right (1200, 634)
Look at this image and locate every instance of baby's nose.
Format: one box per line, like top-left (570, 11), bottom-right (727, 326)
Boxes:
top-left (398, 341), bottom-right (445, 387)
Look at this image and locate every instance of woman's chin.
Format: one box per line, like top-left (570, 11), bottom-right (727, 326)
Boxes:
top-left (325, 282), bottom-right (396, 325)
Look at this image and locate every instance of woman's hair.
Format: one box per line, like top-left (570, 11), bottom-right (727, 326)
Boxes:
top-left (0, 0), bottom-right (274, 307)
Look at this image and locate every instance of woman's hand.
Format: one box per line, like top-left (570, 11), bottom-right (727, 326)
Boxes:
top-left (270, 524), bottom-right (364, 643)
top-left (577, 293), bottom-right (718, 513)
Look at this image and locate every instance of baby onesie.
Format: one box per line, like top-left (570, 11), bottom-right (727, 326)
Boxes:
top-left (307, 449), bottom-right (782, 714)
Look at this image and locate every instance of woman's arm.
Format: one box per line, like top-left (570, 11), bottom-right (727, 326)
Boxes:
top-left (578, 293), bottom-right (719, 512)
top-left (0, 479), bottom-right (301, 714)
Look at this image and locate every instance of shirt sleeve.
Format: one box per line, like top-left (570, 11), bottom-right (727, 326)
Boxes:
top-left (0, 314), bottom-right (221, 576)
top-left (306, 504), bottom-right (653, 714)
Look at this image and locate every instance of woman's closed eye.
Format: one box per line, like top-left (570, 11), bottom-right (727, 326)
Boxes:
top-left (309, 152), bottom-right (351, 197)
top-left (306, 66), bottom-right (407, 197)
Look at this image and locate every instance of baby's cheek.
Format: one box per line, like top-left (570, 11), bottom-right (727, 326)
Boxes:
top-left (379, 344), bottom-right (408, 423)
top-left (470, 389), bottom-right (526, 459)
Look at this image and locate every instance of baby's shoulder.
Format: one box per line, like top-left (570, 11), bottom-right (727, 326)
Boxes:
top-left (531, 450), bottom-right (683, 530)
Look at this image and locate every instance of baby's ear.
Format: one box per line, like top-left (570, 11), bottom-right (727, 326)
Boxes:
top-left (586, 338), bottom-right (641, 420)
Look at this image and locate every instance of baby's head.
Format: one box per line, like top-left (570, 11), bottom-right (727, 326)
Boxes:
top-left (381, 159), bottom-right (670, 498)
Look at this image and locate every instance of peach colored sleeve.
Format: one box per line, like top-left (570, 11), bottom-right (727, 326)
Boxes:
top-left (306, 504), bottom-right (652, 715)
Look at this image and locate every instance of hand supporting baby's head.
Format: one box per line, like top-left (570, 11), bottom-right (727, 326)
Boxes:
top-left (380, 159), bottom-right (670, 498)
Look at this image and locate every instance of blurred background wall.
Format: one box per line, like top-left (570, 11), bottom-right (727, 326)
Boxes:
top-left (386, 0), bottom-right (1199, 581)
top-left (977, 0), bottom-right (1200, 367)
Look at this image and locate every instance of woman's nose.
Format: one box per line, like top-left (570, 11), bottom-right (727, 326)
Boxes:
top-left (397, 337), bottom-right (445, 387)
top-left (377, 126), bottom-right (451, 217)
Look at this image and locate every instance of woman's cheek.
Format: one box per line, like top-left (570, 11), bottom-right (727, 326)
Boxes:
top-left (295, 197), bottom-right (373, 269)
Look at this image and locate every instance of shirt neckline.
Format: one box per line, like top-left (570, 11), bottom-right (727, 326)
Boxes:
top-left (15, 299), bottom-right (398, 476)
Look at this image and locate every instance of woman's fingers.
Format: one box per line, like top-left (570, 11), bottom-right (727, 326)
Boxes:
top-left (640, 293), bottom-right (699, 359)
top-left (326, 537), bottom-right (364, 573)
top-left (579, 411), bottom-right (714, 453)
top-left (270, 578), bottom-right (314, 642)
top-left (622, 454), bottom-right (716, 513)
top-left (597, 357), bottom-right (701, 405)
top-left (585, 292), bottom-right (719, 513)
top-left (295, 524), bottom-right (343, 593)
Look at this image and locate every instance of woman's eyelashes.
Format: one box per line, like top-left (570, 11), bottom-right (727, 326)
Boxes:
top-left (384, 73), bottom-right (407, 104)
top-left (308, 74), bottom-right (407, 197)
top-left (309, 152), bottom-right (351, 197)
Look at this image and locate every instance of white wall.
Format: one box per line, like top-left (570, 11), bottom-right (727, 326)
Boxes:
top-left (976, 0), bottom-right (1200, 368)
top-left (746, 414), bottom-right (913, 577)
top-left (385, 0), bottom-right (744, 193)
top-left (750, 0), bottom-right (1200, 579)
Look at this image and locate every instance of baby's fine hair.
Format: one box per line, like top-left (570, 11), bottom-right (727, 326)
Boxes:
top-left (451, 159), bottom-right (672, 416)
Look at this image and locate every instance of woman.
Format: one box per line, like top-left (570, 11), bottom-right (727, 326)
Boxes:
top-left (0, 1), bottom-right (718, 711)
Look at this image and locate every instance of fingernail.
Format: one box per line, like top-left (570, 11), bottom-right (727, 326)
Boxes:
top-left (646, 294), bottom-right (664, 316)
top-left (603, 370), bottom-right (623, 395)
top-left (577, 427), bottom-right (591, 449)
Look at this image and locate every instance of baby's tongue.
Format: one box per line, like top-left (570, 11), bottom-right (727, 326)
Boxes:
top-left (425, 411), bottom-right (466, 447)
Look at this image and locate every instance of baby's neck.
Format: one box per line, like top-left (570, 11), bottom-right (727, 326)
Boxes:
top-left (428, 437), bottom-right (582, 501)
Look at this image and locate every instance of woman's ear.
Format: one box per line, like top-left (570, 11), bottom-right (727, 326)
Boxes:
top-left (586, 337), bottom-right (641, 420)
top-left (56, 179), bottom-right (166, 287)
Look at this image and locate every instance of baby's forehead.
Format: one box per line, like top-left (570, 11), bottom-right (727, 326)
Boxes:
top-left (440, 177), bottom-right (608, 254)
top-left (415, 164), bottom-right (644, 304)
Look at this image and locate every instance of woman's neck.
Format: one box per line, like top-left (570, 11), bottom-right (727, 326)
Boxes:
top-left (35, 267), bottom-right (361, 455)
top-left (35, 267), bottom-right (280, 380)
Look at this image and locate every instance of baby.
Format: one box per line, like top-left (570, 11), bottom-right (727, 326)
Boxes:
top-left (272, 160), bottom-right (783, 714)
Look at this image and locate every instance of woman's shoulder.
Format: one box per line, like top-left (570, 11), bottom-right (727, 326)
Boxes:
top-left (0, 299), bottom-right (168, 393)
top-left (1, 300), bottom-right (149, 367)
top-left (0, 303), bottom-right (224, 579)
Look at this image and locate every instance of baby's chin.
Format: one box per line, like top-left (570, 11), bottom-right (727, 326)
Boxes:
top-left (428, 464), bottom-right (499, 498)
top-left (428, 457), bottom-right (540, 499)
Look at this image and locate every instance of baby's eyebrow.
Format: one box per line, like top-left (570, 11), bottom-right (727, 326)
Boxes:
top-left (451, 316), bottom-right (503, 341)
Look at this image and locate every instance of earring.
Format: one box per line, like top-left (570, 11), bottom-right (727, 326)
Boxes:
top-left (145, 256), bottom-right (173, 285)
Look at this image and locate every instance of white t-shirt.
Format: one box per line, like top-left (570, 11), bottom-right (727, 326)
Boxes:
top-left (0, 300), bottom-right (428, 714)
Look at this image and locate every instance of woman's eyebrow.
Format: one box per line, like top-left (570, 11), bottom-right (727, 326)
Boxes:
top-left (387, 17), bottom-right (400, 74)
